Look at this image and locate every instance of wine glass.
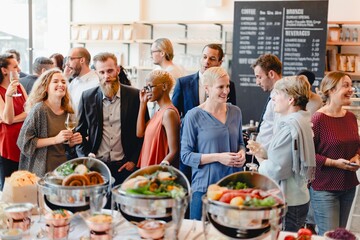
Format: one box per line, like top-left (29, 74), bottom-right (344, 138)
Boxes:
top-left (9, 71), bottom-right (22, 97)
top-left (246, 132), bottom-right (258, 172)
top-left (64, 113), bottom-right (78, 144)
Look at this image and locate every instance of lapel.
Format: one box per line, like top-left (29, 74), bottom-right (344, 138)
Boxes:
top-left (190, 72), bottom-right (200, 105)
top-left (94, 88), bottom-right (104, 151)
top-left (120, 85), bottom-right (127, 129)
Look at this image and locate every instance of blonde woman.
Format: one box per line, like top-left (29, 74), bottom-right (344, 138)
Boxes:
top-left (137, 70), bottom-right (180, 167)
top-left (17, 68), bottom-right (82, 177)
top-left (151, 38), bottom-right (185, 80)
top-left (310, 72), bottom-right (360, 235)
top-left (181, 67), bottom-right (246, 220)
top-left (248, 75), bottom-right (316, 231)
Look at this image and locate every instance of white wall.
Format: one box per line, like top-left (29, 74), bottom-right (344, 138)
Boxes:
top-left (69, 0), bottom-right (360, 86)
top-left (71, 0), bottom-right (360, 23)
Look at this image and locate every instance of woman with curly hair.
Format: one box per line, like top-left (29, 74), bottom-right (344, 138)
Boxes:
top-left (17, 68), bottom-right (82, 177)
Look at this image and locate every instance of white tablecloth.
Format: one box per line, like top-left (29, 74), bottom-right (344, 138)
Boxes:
top-left (19, 211), bottom-right (325, 240)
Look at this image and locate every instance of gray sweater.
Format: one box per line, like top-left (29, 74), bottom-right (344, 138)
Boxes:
top-left (17, 102), bottom-right (49, 177)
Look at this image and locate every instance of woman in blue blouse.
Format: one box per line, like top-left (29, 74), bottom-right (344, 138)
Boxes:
top-left (181, 67), bottom-right (246, 220)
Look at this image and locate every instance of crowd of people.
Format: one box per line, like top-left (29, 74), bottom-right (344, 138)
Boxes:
top-left (0, 44), bottom-right (359, 235)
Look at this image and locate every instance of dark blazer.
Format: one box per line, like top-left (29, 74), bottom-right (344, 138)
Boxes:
top-left (20, 74), bottom-right (37, 95)
top-left (172, 71), bottom-right (236, 118)
top-left (76, 84), bottom-right (148, 165)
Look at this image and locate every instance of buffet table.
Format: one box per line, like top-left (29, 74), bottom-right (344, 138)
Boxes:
top-left (19, 212), bottom-right (325, 240)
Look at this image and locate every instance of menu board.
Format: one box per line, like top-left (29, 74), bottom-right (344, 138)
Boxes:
top-left (231, 1), bottom-right (328, 123)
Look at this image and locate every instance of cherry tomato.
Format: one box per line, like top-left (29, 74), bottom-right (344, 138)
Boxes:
top-left (298, 228), bottom-right (312, 240)
top-left (284, 235), bottom-right (296, 240)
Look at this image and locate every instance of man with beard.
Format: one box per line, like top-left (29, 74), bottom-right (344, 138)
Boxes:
top-left (67, 47), bottom-right (99, 112)
top-left (76, 52), bottom-right (148, 186)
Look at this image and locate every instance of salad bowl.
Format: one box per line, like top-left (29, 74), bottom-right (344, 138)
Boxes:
top-left (112, 165), bottom-right (190, 237)
top-left (202, 171), bottom-right (286, 239)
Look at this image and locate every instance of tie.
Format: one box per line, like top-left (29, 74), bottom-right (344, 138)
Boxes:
top-left (257, 96), bottom-right (271, 133)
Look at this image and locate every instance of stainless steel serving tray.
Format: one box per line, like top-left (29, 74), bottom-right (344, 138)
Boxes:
top-left (38, 157), bottom-right (114, 212)
top-left (203, 171), bottom-right (286, 240)
top-left (112, 165), bottom-right (190, 224)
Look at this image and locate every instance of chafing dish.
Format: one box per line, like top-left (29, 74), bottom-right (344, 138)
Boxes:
top-left (202, 171), bottom-right (286, 239)
top-left (37, 157), bottom-right (114, 213)
top-left (112, 165), bottom-right (191, 237)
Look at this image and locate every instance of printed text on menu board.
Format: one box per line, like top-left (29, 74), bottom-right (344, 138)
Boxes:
top-left (233, 1), bottom-right (328, 88)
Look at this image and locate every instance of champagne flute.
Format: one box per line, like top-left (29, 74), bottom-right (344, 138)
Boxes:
top-left (64, 113), bottom-right (77, 144)
top-left (246, 132), bottom-right (258, 172)
top-left (9, 71), bottom-right (22, 97)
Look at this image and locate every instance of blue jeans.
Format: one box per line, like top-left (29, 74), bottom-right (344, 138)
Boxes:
top-left (190, 191), bottom-right (205, 220)
top-left (283, 201), bottom-right (309, 232)
top-left (310, 187), bottom-right (356, 235)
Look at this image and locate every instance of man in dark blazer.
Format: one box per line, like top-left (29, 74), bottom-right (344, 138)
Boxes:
top-left (172, 44), bottom-right (236, 119)
top-left (76, 52), bottom-right (148, 186)
top-left (172, 44), bottom-right (236, 182)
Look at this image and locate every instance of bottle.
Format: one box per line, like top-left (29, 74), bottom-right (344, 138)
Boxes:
top-left (340, 28), bottom-right (344, 41)
top-left (249, 120), bottom-right (254, 127)
top-left (345, 28), bottom-right (350, 41)
top-left (353, 28), bottom-right (358, 42)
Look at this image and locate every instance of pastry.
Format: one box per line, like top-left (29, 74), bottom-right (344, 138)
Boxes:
top-left (62, 174), bottom-right (90, 186)
top-left (85, 171), bottom-right (104, 185)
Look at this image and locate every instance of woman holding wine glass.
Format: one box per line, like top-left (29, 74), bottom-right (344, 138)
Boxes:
top-left (0, 53), bottom-right (28, 190)
top-left (17, 68), bottom-right (82, 177)
top-left (247, 75), bottom-right (316, 231)
top-left (181, 67), bottom-right (246, 220)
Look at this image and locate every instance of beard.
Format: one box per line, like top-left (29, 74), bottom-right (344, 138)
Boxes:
top-left (71, 64), bottom-right (82, 78)
top-left (100, 76), bottom-right (120, 98)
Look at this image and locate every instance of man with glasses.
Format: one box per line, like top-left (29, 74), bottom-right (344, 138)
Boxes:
top-left (67, 47), bottom-right (99, 112)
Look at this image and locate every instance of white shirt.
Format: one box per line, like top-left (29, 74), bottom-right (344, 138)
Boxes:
top-left (198, 71), bottom-right (207, 104)
top-left (97, 88), bottom-right (124, 162)
top-left (256, 90), bottom-right (279, 151)
top-left (68, 70), bottom-right (99, 113)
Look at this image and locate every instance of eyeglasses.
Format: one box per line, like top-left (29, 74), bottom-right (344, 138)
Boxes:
top-left (68, 56), bottom-right (82, 61)
top-left (151, 50), bottom-right (161, 54)
top-left (143, 84), bottom-right (161, 92)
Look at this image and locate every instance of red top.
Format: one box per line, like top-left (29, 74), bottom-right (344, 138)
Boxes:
top-left (0, 85), bottom-right (26, 162)
top-left (311, 111), bottom-right (360, 191)
top-left (137, 105), bottom-right (179, 168)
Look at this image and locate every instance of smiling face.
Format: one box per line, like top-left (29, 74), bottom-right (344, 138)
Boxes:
top-left (47, 72), bottom-right (67, 99)
top-left (329, 75), bottom-right (354, 106)
top-left (206, 75), bottom-right (230, 104)
top-left (95, 58), bottom-right (120, 98)
top-left (1, 58), bottom-right (20, 82)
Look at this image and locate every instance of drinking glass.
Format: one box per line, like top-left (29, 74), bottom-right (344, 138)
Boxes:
top-left (9, 71), bottom-right (22, 97)
top-left (64, 113), bottom-right (77, 144)
top-left (246, 132), bottom-right (258, 172)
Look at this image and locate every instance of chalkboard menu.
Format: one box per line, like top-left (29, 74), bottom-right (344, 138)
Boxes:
top-left (231, 0), bottom-right (328, 123)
